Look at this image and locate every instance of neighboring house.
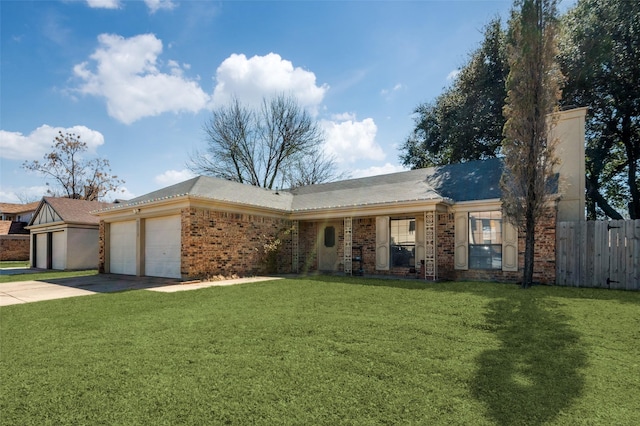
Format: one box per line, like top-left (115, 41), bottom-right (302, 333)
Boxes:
top-left (94, 107), bottom-right (587, 284)
top-left (0, 201), bottom-right (39, 223)
top-left (0, 201), bottom-right (39, 261)
top-left (26, 197), bottom-right (114, 270)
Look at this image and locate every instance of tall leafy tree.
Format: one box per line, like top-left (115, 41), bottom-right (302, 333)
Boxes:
top-left (22, 131), bottom-right (124, 201)
top-left (189, 94), bottom-right (343, 189)
top-left (501, 0), bottom-right (563, 288)
top-left (400, 19), bottom-right (508, 168)
top-left (559, 0), bottom-right (640, 219)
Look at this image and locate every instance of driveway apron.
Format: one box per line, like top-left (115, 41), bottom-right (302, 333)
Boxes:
top-left (0, 274), bottom-right (279, 306)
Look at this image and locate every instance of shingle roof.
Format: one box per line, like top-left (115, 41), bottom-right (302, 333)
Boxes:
top-left (118, 176), bottom-right (294, 211)
top-left (288, 158), bottom-right (504, 210)
top-left (36, 197), bottom-right (115, 225)
top-left (0, 221), bottom-right (11, 235)
top-left (102, 158), bottom-right (507, 214)
top-left (0, 201), bottom-right (40, 214)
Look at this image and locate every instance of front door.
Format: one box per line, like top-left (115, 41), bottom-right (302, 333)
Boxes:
top-left (318, 222), bottom-right (339, 271)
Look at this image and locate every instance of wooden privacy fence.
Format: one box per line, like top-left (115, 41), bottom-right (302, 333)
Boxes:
top-left (556, 220), bottom-right (640, 290)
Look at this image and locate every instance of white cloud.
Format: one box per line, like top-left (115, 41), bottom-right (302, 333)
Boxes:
top-left (0, 186), bottom-right (49, 204)
top-left (321, 118), bottom-right (385, 164)
top-left (105, 185), bottom-right (135, 202)
top-left (381, 83), bottom-right (404, 95)
top-left (144, 0), bottom-right (177, 13)
top-left (350, 163), bottom-right (408, 179)
top-left (86, 0), bottom-right (121, 9)
top-left (0, 125), bottom-right (105, 161)
top-left (73, 33), bottom-right (211, 124)
top-left (86, 0), bottom-right (175, 13)
top-left (447, 69), bottom-right (461, 81)
top-left (331, 112), bottom-right (356, 121)
top-left (154, 169), bottom-right (196, 186)
top-left (212, 53), bottom-right (328, 113)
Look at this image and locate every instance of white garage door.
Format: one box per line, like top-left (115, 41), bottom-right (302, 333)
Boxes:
top-left (145, 216), bottom-right (181, 279)
top-left (110, 221), bottom-right (137, 275)
top-left (52, 231), bottom-right (66, 270)
top-left (35, 233), bottom-right (48, 269)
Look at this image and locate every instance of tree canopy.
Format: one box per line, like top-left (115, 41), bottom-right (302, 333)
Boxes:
top-left (22, 131), bottom-right (124, 201)
top-left (189, 94), bottom-right (345, 189)
top-left (399, 19), bottom-right (508, 169)
top-left (400, 0), bottom-right (640, 220)
top-left (559, 0), bottom-right (640, 219)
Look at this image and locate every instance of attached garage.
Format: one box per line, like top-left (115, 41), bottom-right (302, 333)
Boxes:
top-left (145, 216), bottom-right (181, 279)
top-left (109, 221), bottom-right (137, 275)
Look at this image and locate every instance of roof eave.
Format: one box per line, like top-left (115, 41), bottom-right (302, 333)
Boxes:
top-left (290, 197), bottom-right (451, 220)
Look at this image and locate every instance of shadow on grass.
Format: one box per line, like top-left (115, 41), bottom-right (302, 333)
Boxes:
top-left (471, 297), bottom-right (588, 425)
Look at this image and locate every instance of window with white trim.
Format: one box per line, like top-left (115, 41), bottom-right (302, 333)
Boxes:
top-left (468, 211), bottom-right (502, 270)
top-left (390, 218), bottom-right (416, 267)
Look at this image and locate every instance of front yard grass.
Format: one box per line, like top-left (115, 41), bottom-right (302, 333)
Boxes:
top-left (0, 260), bottom-right (30, 269)
top-left (0, 269), bottom-right (98, 284)
top-left (1, 276), bottom-right (638, 425)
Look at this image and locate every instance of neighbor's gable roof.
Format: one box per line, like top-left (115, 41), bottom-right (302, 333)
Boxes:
top-left (0, 201), bottom-right (40, 214)
top-left (98, 158), bottom-right (506, 216)
top-left (29, 197), bottom-right (115, 226)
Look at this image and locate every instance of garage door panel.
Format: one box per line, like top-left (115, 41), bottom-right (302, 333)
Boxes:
top-left (145, 216), bottom-right (181, 279)
top-left (35, 233), bottom-right (47, 269)
top-left (110, 221), bottom-right (136, 275)
top-left (52, 231), bottom-right (66, 270)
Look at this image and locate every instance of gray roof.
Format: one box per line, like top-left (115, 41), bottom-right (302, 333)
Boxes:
top-left (103, 158), bottom-right (506, 213)
top-left (289, 158), bottom-right (504, 210)
top-left (122, 176), bottom-right (294, 211)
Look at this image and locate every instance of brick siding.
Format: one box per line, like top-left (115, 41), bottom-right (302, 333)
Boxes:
top-left (0, 235), bottom-right (29, 261)
top-left (181, 208), bottom-right (292, 279)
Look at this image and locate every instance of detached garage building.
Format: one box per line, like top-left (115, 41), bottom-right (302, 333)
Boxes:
top-left (27, 197), bottom-right (114, 270)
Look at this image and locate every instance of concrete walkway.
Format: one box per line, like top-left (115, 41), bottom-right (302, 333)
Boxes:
top-left (0, 274), bottom-right (281, 306)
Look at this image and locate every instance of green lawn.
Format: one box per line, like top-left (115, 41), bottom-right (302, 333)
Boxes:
top-left (0, 269), bottom-right (98, 284)
top-left (0, 260), bottom-right (30, 269)
top-left (1, 276), bottom-right (638, 425)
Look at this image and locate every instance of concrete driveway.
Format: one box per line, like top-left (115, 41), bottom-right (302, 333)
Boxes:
top-left (0, 273), bottom-right (280, 306)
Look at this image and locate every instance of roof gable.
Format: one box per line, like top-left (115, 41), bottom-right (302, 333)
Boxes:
top-left (29, 197), bottom-right (115, 226)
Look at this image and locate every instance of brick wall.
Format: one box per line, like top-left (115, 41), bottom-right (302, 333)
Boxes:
top-left (298, 222), bottom-right (317, 273)
top-left (0, 235), bottom-right (29, 261)
top-left (437, 212), bottom-right (456, 281)
top-left (181, 208), bottom-right (292, 279)
top-left (98, 221), bottom-right (106, 273)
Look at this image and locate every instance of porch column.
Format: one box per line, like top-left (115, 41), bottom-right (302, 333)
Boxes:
top-left (344, 217), bottom-right (352, 275)
top-left (291, 220), bottom-right (299, 273)
top-left (425, 211), bottom-right (437, 280)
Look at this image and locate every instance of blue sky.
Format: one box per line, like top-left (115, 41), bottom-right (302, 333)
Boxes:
top-left (0, 0), bottom-right (574, 203)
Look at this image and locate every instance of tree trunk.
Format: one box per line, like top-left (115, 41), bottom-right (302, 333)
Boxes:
top-left (523, 208), bottom-right (536, 289)
top-left (586, 175), bottom-right (624, 220)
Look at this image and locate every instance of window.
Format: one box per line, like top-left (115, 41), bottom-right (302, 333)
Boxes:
top-left (468, 211), bottom-right (502, 269)
top-left (390, 218), bottom-right (415, 267)
top-left (324, 226), bottom-right (335, 248)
